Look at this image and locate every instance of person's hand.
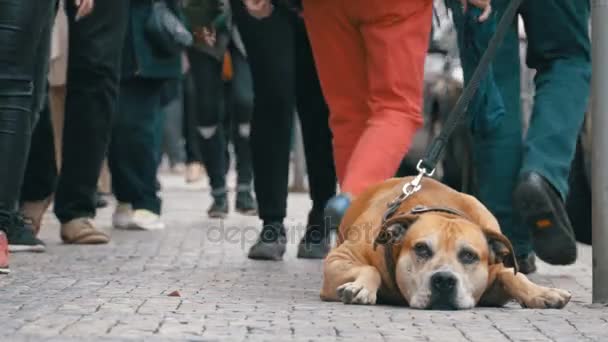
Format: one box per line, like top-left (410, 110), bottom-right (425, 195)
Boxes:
top-left (461, 0), bottom-right (492, 22)
top-left (75, 0), bottom-right (95, 21)
top-left (193, 26), bottom-right (217, 47)
top-left (243, 0), bottom-right (274, 19)
top-left (202, 27), bottom-right (217, 47)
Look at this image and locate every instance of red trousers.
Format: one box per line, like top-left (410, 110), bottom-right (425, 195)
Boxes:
top-left (303, 0), bottom-right (433, 195)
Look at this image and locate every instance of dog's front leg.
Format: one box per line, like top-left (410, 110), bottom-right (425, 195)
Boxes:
top-left (494, 268), bottom-right (572, 309)
top-left (321, 249), bottom-right (381, 305)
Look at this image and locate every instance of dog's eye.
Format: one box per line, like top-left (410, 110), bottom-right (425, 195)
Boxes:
top-left (413, 242), bottom-right (433, 259)
top-left (458, 249), bottom-right (479, 264)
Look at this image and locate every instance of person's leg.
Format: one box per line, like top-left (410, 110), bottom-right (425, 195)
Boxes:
top-left (341, 0), bottom-right (431, 195)
top-left (294, 18), bottom-right (336, 258)
top-left (232, 0), bottom-right (295, 260)
top-left (447, 0), bottom-right (530, 267)
top-left (228, 45), bottom-right (257, 216)
top-left (512, 0), bottom-right (591, 265)
top-left (303, 1), bottom-right (369, 187)
top-left (20, 94), bottom-right (57, 235)
top-left (295, 19), bottom-right (336, 214)
top-left (54, 0), bottom-right (129, 228)
top-left (182, 71), bottom-right (205, 182)
top-left (188, 49), bottom-right (229, 218)
top-left (0, 0), bottom-right (55, 254)
top-left (108, 78), bottom-right (166, 230)
top-left (161, 79), bottom-right (186, 170)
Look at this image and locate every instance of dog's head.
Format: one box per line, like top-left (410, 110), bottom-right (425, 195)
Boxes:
top-left (375, 212), bottom-right (516, 310)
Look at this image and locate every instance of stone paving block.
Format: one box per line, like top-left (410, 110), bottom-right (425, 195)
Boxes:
top-left (0, 173), bottom-right (604, 341)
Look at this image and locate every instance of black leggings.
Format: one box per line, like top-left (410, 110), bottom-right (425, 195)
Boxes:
top-left (231, 1), bottom-right (336, 223)
top-left (0, 0), bottom-right (55, 212)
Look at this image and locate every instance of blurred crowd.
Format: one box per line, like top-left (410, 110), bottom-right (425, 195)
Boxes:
top-left (0, 0), bottom-right (591, 277)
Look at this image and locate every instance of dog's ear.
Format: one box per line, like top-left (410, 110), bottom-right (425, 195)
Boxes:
top-left (374, 216), bottom-right (418, 249)
top-left (483, 228), bottom-right (518, 274)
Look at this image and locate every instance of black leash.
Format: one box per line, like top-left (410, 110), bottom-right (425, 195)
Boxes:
top-left (420, 0), bottom-right (524, 174)
top-left (383, 0), bottom-right (525, 224)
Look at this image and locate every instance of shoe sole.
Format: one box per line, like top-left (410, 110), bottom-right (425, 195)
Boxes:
top-left (208, 212), bottom-right (228, 219)
top-left (236, 208), bottom-right (258, 216)
top-left (248, 242), bottom-right (286, 261)
top-left (513, 182), bottom-right (577, 265)
top-left (0, 267), bottom-right (10, 274)
top-left (8, 244), bottom-right (46, 253)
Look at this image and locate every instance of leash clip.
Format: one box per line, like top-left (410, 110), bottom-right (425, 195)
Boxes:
top-left (401, 160), bottom-right (434, 198)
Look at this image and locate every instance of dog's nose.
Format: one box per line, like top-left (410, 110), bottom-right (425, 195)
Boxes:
top-left (431, 272), bottom-right (457, 292)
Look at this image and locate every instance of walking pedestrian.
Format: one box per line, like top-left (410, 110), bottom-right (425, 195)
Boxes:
top-left (449, 0), bottom-right (590, 272)
top-left (109, 0), bottom-right (185, 231)
top-left (0, 0), bottom-right (87, 267)
top-left (19, 0), bottom-right (130, 244)
top-left (233, 0), bottom-right (337, 260)
top-left (184, 0), bottom-right (258, 218)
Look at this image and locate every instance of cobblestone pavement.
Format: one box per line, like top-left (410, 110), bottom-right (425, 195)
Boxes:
top-left (1, 174), bottom-right (606, 341)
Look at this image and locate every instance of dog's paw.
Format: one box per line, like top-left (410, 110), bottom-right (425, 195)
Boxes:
top-left (521, 287), bottom-right (572, 309)
top-left (336, 282), bottom-right (377, 305)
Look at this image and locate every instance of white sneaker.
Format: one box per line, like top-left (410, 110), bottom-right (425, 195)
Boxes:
top-left (112, 203), bottom-right (133, 229)
top-left (130, 209), bottom-right (165, 230)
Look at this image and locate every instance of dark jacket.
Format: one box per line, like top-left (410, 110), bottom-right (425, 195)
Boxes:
top-left (182, 0), bottom-right (235, 61)
top-left (121, 0), bottom-right (183, 80)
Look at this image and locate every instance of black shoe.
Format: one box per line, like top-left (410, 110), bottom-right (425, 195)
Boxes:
top-left (0, 212), bottom-right (45, 253)
top-left (248, 222), bottom-right (287, 261)
top-left (297, 209), bottom-right (331, 259)
top-left (513, 172), bottom-right (577, 265)
top-left (208, 195), bottom-right (229, 219)
top-left (516, 253), bottom-right (537, 275)
top-left (236, 191), bottom-right (258, 216)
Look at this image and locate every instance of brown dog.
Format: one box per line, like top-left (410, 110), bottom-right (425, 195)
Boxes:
top-left (321, 177), bottom-right (572, 310)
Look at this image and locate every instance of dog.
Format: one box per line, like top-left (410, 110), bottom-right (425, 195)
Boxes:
top-left (321, 177), bottom-right (572, 310)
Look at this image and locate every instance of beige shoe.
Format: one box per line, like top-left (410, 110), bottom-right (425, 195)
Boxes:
top-left (20, 196), bottom-right (53, 236)
top-left (185, 163), bottom-right (204, 183)
top-left (130, 210), bottom-right (165, 230)
top-left (60, 218), bottom-right (110, 244)
top-left (112, 203), bottom-right (133, 229)
top-left (171, 163), bottom-right (187, 175)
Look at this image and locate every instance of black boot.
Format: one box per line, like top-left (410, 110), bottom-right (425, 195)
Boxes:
top-left (208, 194), bottom-right (229, 218)
top-left (297, 209), bottom-right (331, 259)
top-left (248, 221), bottom-right (287, 261)
top-left (235, 190), bottom-right (258, 216)
top-left (513, 172), bottom-right (577, 265)
top-left (516, 253), bottom-right (537, 275)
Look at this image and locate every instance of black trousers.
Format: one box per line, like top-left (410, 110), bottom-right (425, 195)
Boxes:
top-left (19, 0), bottom-right (130, 223)
top-left (188, 49), bottom-right (228, 194)
top-left (182, 72), bottom-right (202, 164)
top-left (223, 45), bottom-right (254, 190)
top-left (231, 1), bottom-right (336, 223)
top-left (188, 45), bottom-right (255, 195)
top-left (21, 94), bottom-right (58, 202)
top-left (0, 0), bottom-right (55, 212)
top-left (109, 78), bottom-right (167, 214)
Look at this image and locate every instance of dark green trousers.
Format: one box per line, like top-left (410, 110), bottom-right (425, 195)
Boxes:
top-left (109, 78), bottom-right (168, 214)
top-left (451, 0), bottom-right (591, 255)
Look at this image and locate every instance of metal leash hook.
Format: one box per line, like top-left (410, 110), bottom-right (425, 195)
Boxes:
top-left (384, 160), bottom-right (437, 224)
top-left (401, 160), bottom-right (436, 197)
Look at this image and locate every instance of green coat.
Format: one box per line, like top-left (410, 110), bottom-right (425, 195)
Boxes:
top-left (121, 0), bottom-right (183, 80)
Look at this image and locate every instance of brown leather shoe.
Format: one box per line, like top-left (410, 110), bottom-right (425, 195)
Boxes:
top-left (20, 196), bottom-right (53, 236)
top-left (60, 218), bottom-right (110, 245)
